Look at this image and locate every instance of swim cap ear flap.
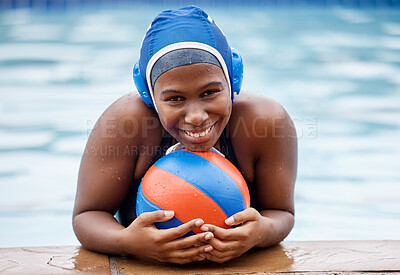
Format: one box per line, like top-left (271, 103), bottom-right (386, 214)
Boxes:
top-left (230, 47), bottom-right (243, 100)
top-left (133, 61), bottom-right (154, 108)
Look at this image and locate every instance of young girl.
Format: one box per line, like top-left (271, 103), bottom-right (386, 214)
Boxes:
top-left (73, 6), bottom-right (297, 264)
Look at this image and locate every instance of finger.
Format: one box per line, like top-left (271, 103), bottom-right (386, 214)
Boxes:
top-left (163, 218), bottom-right (204, 241)
top-left (136, 210), bottom-right (175, 225)
top-left (206, 236), bottom-right (246, 254)
top-left (194, 254), bottom-right (207, 262)
top-left (200, 224), bottom-right (235, 240)
top-left (204, 252), bottom-right (234, 263)
top-left (202, 223), bottom-right (254, 243)
top-left (168, 244), bottom-right (212, 262)
top-left (205, 247), bottom-right (233, 258)
top-left (225, 208), bottom-right (258, 226)
top-left (162, 254), bottom-right (198, 265)
top-left (166, 232), bottom-right (214, 250)
top-left (164, 253), bottom-right (203, 265)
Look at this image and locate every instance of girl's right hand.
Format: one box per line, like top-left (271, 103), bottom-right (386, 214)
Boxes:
top-left (119, 210), bottom-right (214, 264)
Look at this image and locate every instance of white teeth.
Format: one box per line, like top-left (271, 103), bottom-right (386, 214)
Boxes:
top-left (184, 125), bottom-right (213, 138)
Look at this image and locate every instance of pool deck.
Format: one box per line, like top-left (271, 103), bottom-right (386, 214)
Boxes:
top-left (1, 241), bottom-right (399, 274)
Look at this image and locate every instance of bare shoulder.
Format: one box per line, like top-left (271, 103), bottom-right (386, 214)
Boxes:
top-left (231, 90), bottom-right (290, 123)
top-left (84, 92), bottom-right (163, 176)
top-left (78, 92), bottom-right (163, 203)
top-left (99, 92), bottom-right (157, 128)
top-left (75, 93), bottom-right (161, 216)
top-left (231, 92), bottom-right (297, 213)
top-left (92, 92), bottom-right (162, 145)
top-left (229, 91), bottom-right (297, 167)
top-left (230, 91), bottom-right (295, 139)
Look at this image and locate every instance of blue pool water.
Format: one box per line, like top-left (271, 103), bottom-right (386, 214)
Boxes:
top-left (0, 4), bottom-right (400, 248)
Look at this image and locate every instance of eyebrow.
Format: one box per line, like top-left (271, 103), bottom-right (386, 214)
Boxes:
top-left (200, 81), bottom-right (223, 90)
top-left (159, 81), bottom-right (224, 97)
top-left (160, 89), bottom-right (183, 97)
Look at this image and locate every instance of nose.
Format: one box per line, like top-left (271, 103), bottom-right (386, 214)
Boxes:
top-left (184, 102), bottom-right (208, 127)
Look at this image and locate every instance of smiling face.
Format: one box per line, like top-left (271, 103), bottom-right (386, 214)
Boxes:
top-left (153, 63), bottom-right (232, 152)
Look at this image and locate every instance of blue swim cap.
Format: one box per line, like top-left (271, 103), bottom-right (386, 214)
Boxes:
top-left (133, 5), bottom-right (243, 110)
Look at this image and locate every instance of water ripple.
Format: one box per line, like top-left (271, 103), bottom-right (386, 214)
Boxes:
top-left (1, 6), bottom-right (400, 246)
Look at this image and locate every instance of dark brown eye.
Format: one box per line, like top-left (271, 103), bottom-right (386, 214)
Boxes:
top-left (202, 90), bottom-right (219, 97)
top-left (166, 96), bottom-right (184, 102)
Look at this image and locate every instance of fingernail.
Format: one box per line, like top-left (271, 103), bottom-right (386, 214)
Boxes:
top-left (200, 225), bottom-right (209, 231)
top-left (164, 211), bottom-right (174, 217)
top-left (225, 217), bottom-right (234, 225)
top-left (204, 246), bottom-right (213, 253)
top-left (195, 219), bottom-right (204, 227)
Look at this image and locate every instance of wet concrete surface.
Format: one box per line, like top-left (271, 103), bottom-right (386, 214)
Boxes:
top-left (0, 246), bottom-right (109, 274)
top-left (0, 241), bottom-right (399, 274)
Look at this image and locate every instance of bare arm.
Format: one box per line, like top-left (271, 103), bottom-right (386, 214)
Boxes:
top-left (73, 93), bottom-right (148, 254)
top-left (72, 94), bottom-right (214, 263)
top-left (253, 97), bottom-right (297, 247)
top-left (201, 95), bottom-right (297, 262)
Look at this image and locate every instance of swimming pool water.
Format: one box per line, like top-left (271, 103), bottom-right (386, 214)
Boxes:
top-left (0, 5), bottom-right (399, 247)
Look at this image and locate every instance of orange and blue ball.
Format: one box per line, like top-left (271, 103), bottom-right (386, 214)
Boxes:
top-left (136, 149), bottom-right (250, 236)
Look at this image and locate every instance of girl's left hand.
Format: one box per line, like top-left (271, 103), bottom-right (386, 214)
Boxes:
top-left (200, 207), bottom-right (267, 263)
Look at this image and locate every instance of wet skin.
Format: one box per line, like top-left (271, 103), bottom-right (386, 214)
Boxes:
top-left (153, 63), bottom-right (232, 152)
top-left (73, 62), bottom-right (297, 264)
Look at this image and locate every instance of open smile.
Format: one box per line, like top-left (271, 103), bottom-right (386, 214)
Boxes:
top-left (183, 124), bottom-right (214, 138)
top-left (179, 122), bottom-right (217, 144)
